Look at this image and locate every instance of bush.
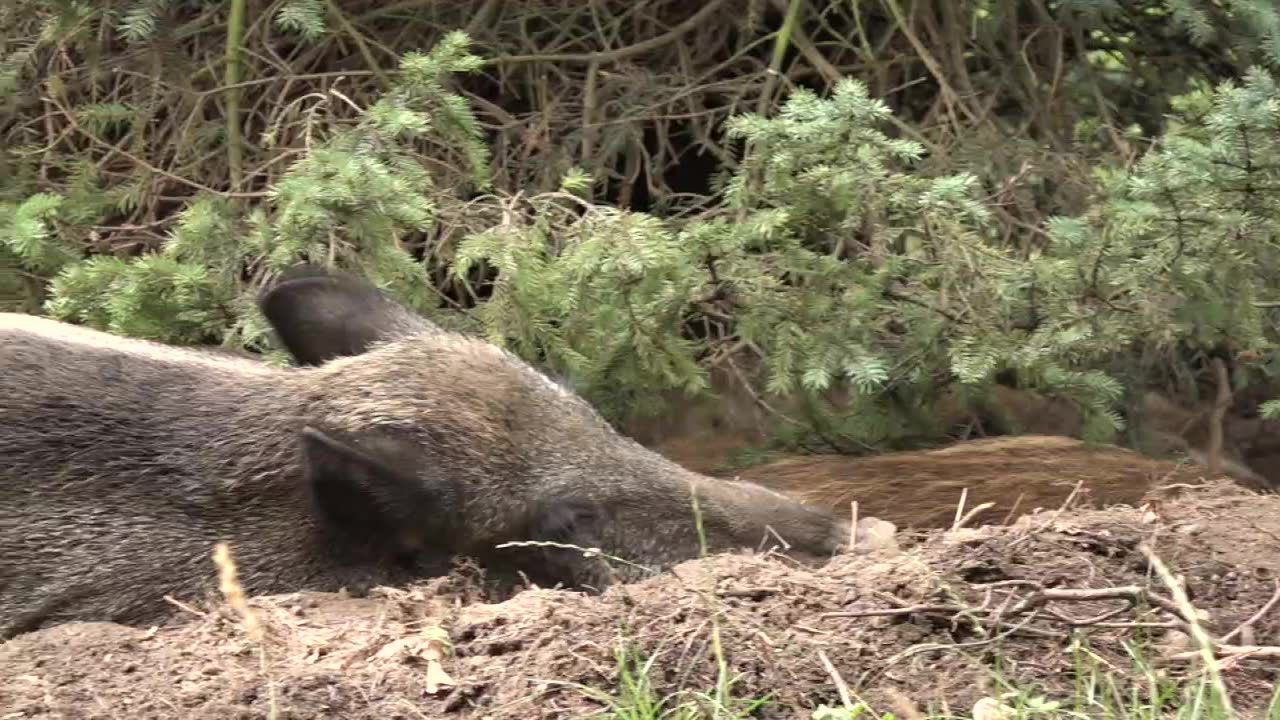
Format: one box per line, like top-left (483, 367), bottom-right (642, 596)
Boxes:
top-left (3, 31), bottom-right (490, 359)
top-left (6, 29), bottom-right (1280, 452)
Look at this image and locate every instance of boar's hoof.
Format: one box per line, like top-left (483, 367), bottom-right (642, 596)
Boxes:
top-left (848, 516), bottom-right (899, 555)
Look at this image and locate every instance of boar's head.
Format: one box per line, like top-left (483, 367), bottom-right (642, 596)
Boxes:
top-left (260, 266), bottom-right (864, 590)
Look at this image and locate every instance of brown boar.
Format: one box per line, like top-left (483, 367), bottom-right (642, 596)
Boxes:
top-left (0, 266), bottom-right (868, 638)
top-left (731, 435), bottom-right (1228, 530)
top-left (640, 371), bottom-right (1271, 489)
top-left (932, 384), bottom-right (1086, 438)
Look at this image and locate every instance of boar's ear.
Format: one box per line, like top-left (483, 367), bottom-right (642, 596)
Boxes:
top-left (298, 426), bottom-right (458, 551)
top-left (258, 265), bottom-right (437, 366)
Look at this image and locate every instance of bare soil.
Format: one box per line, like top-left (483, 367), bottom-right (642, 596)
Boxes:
top-left (4, 480), bottom-right (1280, 719)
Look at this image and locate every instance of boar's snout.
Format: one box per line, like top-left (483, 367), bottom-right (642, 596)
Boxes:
top-left (716, 477), bottom-right (898, 560)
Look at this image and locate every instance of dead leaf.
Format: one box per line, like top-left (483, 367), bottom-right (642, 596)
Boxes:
top-left (972, 696), bottom-right (1013, 720)
top-left (421, 625), bottom-right (455, 694)
top-left (369, 625), bottom-right (456, 695)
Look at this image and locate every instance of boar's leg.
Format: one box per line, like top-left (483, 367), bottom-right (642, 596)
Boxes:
top-left (258, 265), bottom-right (438, 365)
top-left (299, 426), bottom-right (461, 562)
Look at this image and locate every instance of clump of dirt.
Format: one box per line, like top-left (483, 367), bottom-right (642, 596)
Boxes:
top-left (5, 480), bottom-right (1280, 719)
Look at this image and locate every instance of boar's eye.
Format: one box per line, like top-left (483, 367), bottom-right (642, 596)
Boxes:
top-left (527, 497), bottom-right (604, 549)
top-left (499, 496), bottom-right (614, 592)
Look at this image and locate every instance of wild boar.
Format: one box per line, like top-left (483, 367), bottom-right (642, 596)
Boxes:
top-left (640, 371), bottom-right (1272, 490)
top-left (732, 434), bottom-right (1230, 530)
top-left (0, 265), bottom-right (869, 638)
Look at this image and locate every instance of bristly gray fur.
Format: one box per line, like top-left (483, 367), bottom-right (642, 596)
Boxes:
top-left (0, 267), bottom-right (852, 638)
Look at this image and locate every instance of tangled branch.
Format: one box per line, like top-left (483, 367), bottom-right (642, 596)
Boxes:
top-left (820, 556), bottom-right (1280, 687)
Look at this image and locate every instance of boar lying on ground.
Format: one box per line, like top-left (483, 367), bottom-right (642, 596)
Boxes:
top-left (643, 377), bottom-right (1273, 489)
top-left (0, 265), bottom-right (878, 639)
top-left (735, 434), bottom-right (1225, 530)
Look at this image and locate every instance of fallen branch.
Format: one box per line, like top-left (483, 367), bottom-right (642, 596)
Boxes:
top-left (1207, 357), bottom-right (1232, 480)
top-left (821, 583), bottom-right (1187, 625)
top-left (953, 501), bottom-right (997, 531)
top-left (1222, 578), bottom-right (1280, 644)
top-left (1007, 478), bottom-right (1084, 548)
top-left (822, 567), bottom-right (1280, 671)
top-left (1167, 644), bottom-right (1280, 661)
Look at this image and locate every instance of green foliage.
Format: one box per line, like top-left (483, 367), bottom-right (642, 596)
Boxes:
top-left (274, 0), bottom-right (327, 42)
top-left (571, 631), bottom-right (1266, 720)
top-left (456, 78), bottom-right (1127, 446)
top-left (1261, 399), bottom-right (1280, 420)
top-left (4, 33), bottom-right (491, 352)
top-left (556, 639), bottom-right (772, 719)
top-left (559, 167), bottom-right (594, 198)
top-left (9, 9), bottom-right (1280, 454)
top-left (1041, 69), bottom-right (1280, 383)
top-left (0, 246), bottom-right (34, 313)
top-left (46, 252), bottom-right (239, 345)
top-left (116, 0), bottom-right (172, 44)
top-left (1059, 0), bottom-right (1280, 67)
top-left (1, 193), bottom-right (71, 273)
top-left (454, 68), bottom-right (1280, 450)
top-left (457, 201), bottom-right (711, 419)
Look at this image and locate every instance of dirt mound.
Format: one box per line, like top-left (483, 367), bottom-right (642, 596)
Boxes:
top-left (5, 481), bottom-right (1280, 719)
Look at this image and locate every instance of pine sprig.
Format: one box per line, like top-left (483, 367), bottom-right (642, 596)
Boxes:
top-left (27, 35), bottom-right (493, 352)
top-left (10, 17), bottom-right (1280, 452)
top-left (274, 0), bottom-right (327, 42)
top-left (116, 0), bottom-right (169, 44)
